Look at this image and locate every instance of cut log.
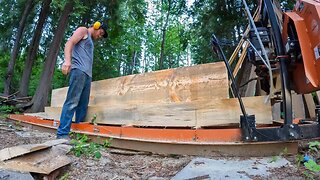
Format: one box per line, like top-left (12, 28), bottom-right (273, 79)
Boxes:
top-left (51, 62), bottom-right (228, 107)
top-left (40, 96), bottom-right (272, 127)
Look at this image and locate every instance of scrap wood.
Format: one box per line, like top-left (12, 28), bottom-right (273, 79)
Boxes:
top-left (109, 148), bottom-right (151, 156)
top-left (0, 144), bottom-right (72, 175)
top-left (0, 170), bottom-right (34, 180)
top-left (0, 91), bottom-right (32, 105)
top-left (0, 139), bottom-right (67, 161)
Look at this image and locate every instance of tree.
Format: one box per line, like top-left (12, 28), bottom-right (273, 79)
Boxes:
top-left (18, 0), bottom-right (52, 97)
top-left (158, 0), bottom-right (186, 70)
top-left (27, 0), bottom-right (74, 112)
top-left (3, 0), bottom-right (35, 95)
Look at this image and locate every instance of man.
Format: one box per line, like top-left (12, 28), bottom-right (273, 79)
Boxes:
top-left (57, 22), bottom-right (108, 139)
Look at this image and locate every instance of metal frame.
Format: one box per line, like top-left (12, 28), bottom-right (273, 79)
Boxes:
top-left (7, 114), bottom-right (298, 156)
top-left (212, 0), bottom-right (320, 142)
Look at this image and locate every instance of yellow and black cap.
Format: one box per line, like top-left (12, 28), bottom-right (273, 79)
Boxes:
top-left (93, 21), bottom-right (108, 38)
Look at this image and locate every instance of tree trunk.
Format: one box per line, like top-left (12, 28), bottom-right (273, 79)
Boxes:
top-left (131, 50), bottom-right (137, 74)
top-left (27, 0), bottom-right (74, 113)
top-left (4, 0), bottom-right (35, 95)
top-left (159, 0), bottom-right (171, 70)
top-left (18, 0), bottom-right (52, 97)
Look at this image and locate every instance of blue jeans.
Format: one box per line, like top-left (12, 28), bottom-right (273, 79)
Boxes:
top-left (57, 69), bottom-right (91, 137)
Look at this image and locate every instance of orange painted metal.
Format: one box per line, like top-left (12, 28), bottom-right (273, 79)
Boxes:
top-left (6, 114), bottom-right (301, 157)
top-left (9, 114), bottom-right (242, 142)
top-left (282, 1), bottom-right (320, 93)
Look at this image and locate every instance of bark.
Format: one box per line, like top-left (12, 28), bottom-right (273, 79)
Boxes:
top-left (18, 0), bottom-right (52, 97)
top-left (27, 0), bottom-right (74, 113)
top-left (4, 0), bottom-right (35, 95)
top-left (159, 0), bottom-right (171, 70)
top-left (131, 50), bottom-right (137, 74)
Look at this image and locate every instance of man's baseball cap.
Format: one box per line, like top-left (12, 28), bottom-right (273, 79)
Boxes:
top-left (93, 21), bottom-right (108, 38)
top-left (100, 23), bottom-right (108, 38)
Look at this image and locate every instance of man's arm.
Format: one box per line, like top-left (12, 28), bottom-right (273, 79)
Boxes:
top-left (62, 27), bottom-right (88, 75)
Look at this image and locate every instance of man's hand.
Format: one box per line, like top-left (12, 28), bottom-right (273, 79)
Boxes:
top-left (62, 61), bottom-right (71, 75)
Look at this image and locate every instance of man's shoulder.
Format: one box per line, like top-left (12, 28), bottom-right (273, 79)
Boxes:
top-left (72, 27), bottom-right (88, 40)
top-left (75, 27), bottom-right (88, 34)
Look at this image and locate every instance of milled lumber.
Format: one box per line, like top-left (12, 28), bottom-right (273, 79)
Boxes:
top-left (51, 62), bottom-right (228, 107)
top-left (41, 96), bottom-right (272, 127)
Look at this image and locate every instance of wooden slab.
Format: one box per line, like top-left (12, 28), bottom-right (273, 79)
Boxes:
top-left (0, 139), bottom-right (67, 161)
top-left (245, 66), bottom-right (257, 97)
top-left (196, 96), bottom-right (272, 127)
top-left (303, 94), bottom-right (316, 118)
top-left (41, 96), bottom-right (272, 127)
top-left (51, 62), bottom-right (228, 107)
top-left (292, 93), bottom-right (305, 118)
top-left (0, 145), bottom-right (72, 175)
top-left (316, 91), bottom-right (320, 103)
top-left (272, 102), bottom-right (281, 121)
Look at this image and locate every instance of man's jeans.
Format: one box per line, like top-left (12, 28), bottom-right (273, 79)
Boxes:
top-left (57, 69), bottom-right (91, 137)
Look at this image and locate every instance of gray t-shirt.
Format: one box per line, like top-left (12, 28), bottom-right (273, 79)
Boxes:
top-left (71, 32), bottom-right (94, 77)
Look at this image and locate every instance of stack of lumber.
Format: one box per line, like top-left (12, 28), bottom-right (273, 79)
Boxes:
top-left (33, 62), bottom-right (273, 127)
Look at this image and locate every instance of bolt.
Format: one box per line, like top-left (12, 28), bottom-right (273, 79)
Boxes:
top-left (290, 132), bottom-right (294, 137)
top-left (245, 136), bottom-right (249, 140)
top-left (254, 136), bottom-right (257, 141)
top-left (53, 120), bottom-right (58, 127)
top-left (290, 124), bottom-right (294, 129)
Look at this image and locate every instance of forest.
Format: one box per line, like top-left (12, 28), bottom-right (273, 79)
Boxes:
top-left (0, 0), bottom-right (294, 112)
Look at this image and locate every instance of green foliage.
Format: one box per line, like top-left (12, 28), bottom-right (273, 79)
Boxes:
top-left (59, 172), bottom-right (69, 180)
top-left (69, 133), bottom-right (112, 159)
top-left (268, 156), bottom-right (279, 163)
top-left (0, 0), bottom-right (300, 111)
top-left (309, 141), bottom-right (320, 152)
top-left (0, 105), bottom-right (18, 114)
top-left (296, 141), bottom-right (320, 179)
top-left (304, 159), bottom-right (320, 173)
top-left (280, 147), bottom-right (288, 156)
top-left (303, 171), bottom-right (314, 180)
top-left (295, 154), bottom-right (304, 167)
top-left (0, 51), bottom-right (10, 93)
top-left (91, 114), bottom-right (97, 125)
top-left (269, 147), bottom-right (289, 163)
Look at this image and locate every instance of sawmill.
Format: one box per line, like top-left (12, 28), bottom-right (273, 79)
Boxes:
top-left (7, 0), bottom-right (320, 157)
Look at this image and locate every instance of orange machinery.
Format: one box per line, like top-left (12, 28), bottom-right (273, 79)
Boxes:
top-left (213, 0), bottom-right (320, 142)
top-left (282, 0), bottom-right (320, 94)
top-left (6, 0), bottom-right (320, 156)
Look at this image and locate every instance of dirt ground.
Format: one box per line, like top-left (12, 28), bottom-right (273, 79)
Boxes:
top-left (0, 116), bottom-right (314, 180)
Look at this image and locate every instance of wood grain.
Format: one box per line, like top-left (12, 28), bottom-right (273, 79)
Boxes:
top-left (51, 62), bottom-right (228, 107)
top-left (43, 96), bottom-right (272, 127)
